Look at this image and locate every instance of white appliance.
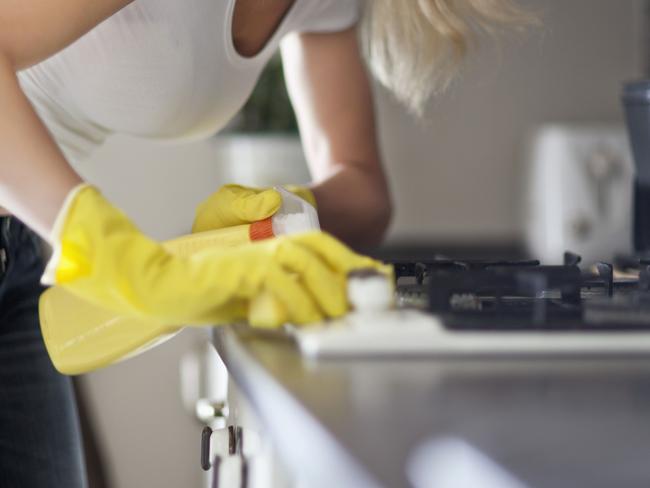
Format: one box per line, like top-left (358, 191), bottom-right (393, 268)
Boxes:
top-left (523, 124), bottom-right (634, 265)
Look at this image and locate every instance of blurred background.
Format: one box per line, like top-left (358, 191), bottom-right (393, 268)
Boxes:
top-left (68, 1), bottom-right (646, 486)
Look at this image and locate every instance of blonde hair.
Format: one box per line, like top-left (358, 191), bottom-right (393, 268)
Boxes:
top-left (361, 0), bottom-right (537, 114)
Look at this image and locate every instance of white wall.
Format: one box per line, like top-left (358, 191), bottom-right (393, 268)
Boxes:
top-left (76, 1), bottom-right (645, 487)
top-left (378, 0), bottom-right (645, 243)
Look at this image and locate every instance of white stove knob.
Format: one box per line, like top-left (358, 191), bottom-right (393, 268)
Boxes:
top-left (347, 270), bottom-right (394, 313)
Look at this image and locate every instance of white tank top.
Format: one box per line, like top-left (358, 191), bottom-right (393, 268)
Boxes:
top-left (17, 0), bottom-right (361, 163)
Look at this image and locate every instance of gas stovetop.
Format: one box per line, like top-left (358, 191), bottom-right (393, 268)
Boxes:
top-left (392, 252), bottom-right (650, 331)
top-left (286, 251), bottom-right (650, 359)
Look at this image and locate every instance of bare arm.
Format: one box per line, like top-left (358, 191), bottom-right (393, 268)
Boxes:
top-left (281, 27), bottom-right (392, 248)
top-left (0, 0), bottom-right (133, 239)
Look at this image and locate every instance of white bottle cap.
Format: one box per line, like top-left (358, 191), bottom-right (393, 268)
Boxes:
top-left (271, 186), bottom-right (321, 236)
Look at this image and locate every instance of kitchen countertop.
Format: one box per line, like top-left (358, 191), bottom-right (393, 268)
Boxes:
top-left (212, 325), bottom-right (650, 488)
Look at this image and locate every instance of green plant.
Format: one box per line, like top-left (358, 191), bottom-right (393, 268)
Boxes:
top-left (228, 54), bottom-right (299, 134)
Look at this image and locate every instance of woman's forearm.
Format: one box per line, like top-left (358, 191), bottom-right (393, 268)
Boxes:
top-left (0, 53), bottom-right (82, 239)
top-left (310, 162), bottom-right (392, 249)
top-left (281, 30), bottom-right (392, 248)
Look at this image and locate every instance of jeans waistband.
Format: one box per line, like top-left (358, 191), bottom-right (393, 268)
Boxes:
top-left (0, 218), bottom-right (12, 274)
top-left (0, 217), bottom-right (47, 336)
top-left (1, 216), bottom-right (25, 246)
top-left (0, 217), bottom-right (43, 266)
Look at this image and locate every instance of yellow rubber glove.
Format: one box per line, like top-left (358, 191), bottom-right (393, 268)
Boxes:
top-left (44, 184), bottom-right (388, 327)
top-left (192, 184), bottom-right (317, 233)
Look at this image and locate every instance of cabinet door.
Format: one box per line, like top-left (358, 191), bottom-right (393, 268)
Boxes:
top-left (190, 343), bottom-right (295, 488)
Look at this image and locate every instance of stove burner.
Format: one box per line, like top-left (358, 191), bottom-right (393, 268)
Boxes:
top-left (389, 253), bottom-right (650, 331)
top-left (392, 258), bottom-right (541, 285)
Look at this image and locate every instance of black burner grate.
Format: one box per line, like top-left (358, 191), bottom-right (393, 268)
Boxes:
top-left (388, 253), bottom-right (650, 331)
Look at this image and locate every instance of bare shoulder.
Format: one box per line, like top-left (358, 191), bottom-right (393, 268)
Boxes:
top-left (0, 0), bottom-right (133, 69)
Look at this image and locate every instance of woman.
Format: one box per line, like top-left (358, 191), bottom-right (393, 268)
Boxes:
top-left (0, 0), bottom-right (531, 485)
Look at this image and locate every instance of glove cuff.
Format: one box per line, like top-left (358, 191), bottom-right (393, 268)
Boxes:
top-left (284, 185), bottom-right (317, 209)
top-left (42, 183), bottom-right (93, 285)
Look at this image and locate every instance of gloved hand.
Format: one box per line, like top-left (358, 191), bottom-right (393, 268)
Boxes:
top-left (44, 184), bottom-right (388, 327)
top-left (192, 183), bottom-right (317, 234)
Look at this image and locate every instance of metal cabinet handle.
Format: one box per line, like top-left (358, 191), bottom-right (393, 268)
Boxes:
top-left (202, 426), bottom-right (249, 488)
top-left (201, 425), bottom-right (237, 470)
top-left (201, 426), bottom-right (213, 471)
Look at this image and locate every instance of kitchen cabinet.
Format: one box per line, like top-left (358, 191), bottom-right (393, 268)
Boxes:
top-left (189, 341), bottom-right (294, 488)
top-left (211, 325), bottom-right (650, 488)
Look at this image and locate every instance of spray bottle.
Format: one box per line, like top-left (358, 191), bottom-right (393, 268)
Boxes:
top-left (39, 187), bottom-right (320, 375)
top-left (166, 187), bottom-right (320, 253)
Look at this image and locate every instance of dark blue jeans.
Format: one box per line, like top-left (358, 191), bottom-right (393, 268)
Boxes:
top-left (0, 217), bottom-right (86, 487)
